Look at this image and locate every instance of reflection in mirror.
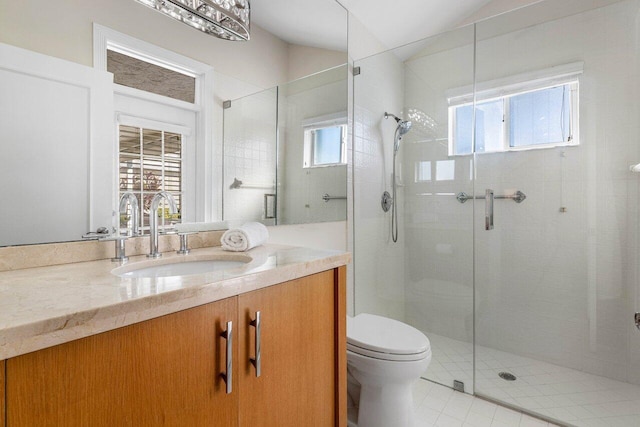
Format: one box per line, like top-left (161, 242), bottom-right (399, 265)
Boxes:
top-left (277, 65), bottom-right (348, 225)
top-left (223, 87), bottom-right (278, 225)
top-left (0, 44), bottom-right (114, 247)
top-left (0, 0), bottom-right (347, 247)
top-left (118, 125), bottom-right (184, 233)
top-left (222, 65), bottom-right (347, 225)
top-left (0, 68), bottom-right (91, 247)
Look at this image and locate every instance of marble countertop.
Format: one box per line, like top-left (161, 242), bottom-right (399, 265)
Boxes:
top-left (0, 244), bottom-right (350, 360)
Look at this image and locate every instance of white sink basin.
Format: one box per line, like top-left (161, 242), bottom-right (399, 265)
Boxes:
top-left (119, 260), bottom-right (246, 278)
top-left (113, 254), bottom-right (252, 278)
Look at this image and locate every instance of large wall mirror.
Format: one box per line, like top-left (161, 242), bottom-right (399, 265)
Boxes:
top-left (0, 0), bottom-right (347, 247)
top-left (223, 64), bottom-right (348, 225)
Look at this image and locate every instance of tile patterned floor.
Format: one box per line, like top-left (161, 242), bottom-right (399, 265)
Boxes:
top-left (422, 332), bottom-right (640, 427)
top-left (413, 379), bottom-right (561, 427)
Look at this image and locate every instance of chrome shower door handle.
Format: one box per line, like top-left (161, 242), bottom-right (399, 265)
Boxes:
top-left (250, 311), bottom-right (261, 377)
top-left (220, 320), bottom-right (233, 394)
top-left (485, 189), bottom-right (494, 231)
top-left (635, 312), bottom-right (640, 331)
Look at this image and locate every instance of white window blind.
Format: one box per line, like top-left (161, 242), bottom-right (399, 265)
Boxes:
top-left (119, 125), bottom-right (184, 233)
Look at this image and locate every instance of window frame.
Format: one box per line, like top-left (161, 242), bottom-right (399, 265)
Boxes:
top-left (117, 116), bottom-right (191, 234)
top-left (93, 24), bottom-right (215, 225)
top-left (302, 112), bottom-right (347, 168)
top-left (447, 63), bottom-right (582, 156)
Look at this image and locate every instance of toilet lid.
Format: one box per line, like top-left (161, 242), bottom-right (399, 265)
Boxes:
top-left (347, 314), bottom-right (430, 356)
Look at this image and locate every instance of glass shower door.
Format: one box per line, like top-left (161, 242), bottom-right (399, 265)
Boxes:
top-left (222, 87), bottom-right (278, 224)
top-left (352, 24), bottom-right (477, 393)
top-left (400, 26), bottom-right (477, 394)
top-left (473, 1), bottom-right (640, 425)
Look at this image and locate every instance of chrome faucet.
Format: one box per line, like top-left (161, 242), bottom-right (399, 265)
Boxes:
top-left (112, 192), bottom-right (140, 263)
top-left (148, 191), bottom-right (177, 258)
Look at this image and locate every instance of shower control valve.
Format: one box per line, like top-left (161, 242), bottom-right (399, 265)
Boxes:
top-left (381, 191), bottom-right (392, 213)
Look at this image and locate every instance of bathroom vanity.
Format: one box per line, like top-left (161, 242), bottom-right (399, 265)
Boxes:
top-left (0, 241), bottom-right (349, 426)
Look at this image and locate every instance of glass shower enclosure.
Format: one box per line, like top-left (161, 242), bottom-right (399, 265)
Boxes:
top-left (352, 0), bottom-right (640, 425)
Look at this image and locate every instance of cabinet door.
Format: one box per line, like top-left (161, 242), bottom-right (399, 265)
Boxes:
top-left (1, 359), bottom-right (5, 427)
top-left (7, 298), bottom-right (238, 426)
top-left (238, 269), bottom-right (343, 426)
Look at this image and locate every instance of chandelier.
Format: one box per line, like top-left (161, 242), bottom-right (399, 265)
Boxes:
top-left (135, 0), bottom-right (250, 41)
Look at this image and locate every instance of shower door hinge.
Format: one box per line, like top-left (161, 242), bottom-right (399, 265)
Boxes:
top-left (223, 100), bottom-right (232, 109)
top-left (353, 66), bottom-right (361, 76)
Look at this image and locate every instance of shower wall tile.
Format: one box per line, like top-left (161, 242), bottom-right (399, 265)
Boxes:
top-left (412, 0), bottom-right (640, 386)
top-left (279, 78), bottom-right (348, 224)
top-left (386, 0), bottom-right (640, 390)
top-left (353, 51), bottom-right (407, 321)
top-left (353, 2), bottom-right (640, 405)
top-left (629, 334), bottom-right (640, 385)
top-left (223, 88), bottom-right (277, 224)
top-left (401, 28), bottom-right (476, 345)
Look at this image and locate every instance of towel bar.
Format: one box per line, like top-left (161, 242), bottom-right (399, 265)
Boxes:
top-left (322, 193), bottom-right (347, 202)
top-left (456, 191), bottom-right (526, 204)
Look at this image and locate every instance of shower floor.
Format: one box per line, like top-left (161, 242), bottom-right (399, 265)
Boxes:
top-left (422, 332), bottom-right (640, 426)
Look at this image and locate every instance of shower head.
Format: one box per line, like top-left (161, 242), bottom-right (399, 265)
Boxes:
top-left (397, 120), bottom-right (412, 136)
top-left (385, 112), bottom-right (412, 152)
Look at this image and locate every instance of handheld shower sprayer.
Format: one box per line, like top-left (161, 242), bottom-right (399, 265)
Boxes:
top-left (385, 112), bottom-right (412, 152)
top-left (383, 112), bottom-right (413, 243)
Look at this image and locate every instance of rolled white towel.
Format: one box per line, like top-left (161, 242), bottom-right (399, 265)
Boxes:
top-left (220, 222), bottom-right (269, 252)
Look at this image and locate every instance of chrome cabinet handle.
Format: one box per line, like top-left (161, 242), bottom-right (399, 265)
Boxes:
top-left (220, 320), bottom-right (233, 394)
top-left (250, 311), bottom-right (261, 377)
top-left (485, 189), bottom-right (494, 231)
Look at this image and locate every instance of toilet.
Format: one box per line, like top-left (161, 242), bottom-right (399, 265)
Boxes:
top-left (347, 313), bottom-right (432, 427)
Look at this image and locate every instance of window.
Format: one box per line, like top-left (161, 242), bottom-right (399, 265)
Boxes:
top-left (448, 63), bottom-right (581, 155)
top-left (119, 125), bottom-right (183, 233)
top-left (510, 85), bottom-right (572, 148)
top-left (107, 49), bottom-right (196, 103)
top-left (303, 113), bottom-right (347, 168)
top-left (94, 25), bottom-right (211, 230)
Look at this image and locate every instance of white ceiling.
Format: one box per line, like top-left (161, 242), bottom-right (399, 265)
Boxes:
top-left (251, 0), bottom-right (348, 52)
top-left (340, 0), bottom-right (494, 49)
top-left (251, 0), bottom-right (498, 52)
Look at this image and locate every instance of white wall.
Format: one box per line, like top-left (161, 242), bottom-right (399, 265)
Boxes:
top-left (459, 0), bottom-right (540, 24)
top-left (472, 0), bottom-right (640, 385)
top-left (352, 50), bottom-right (407, 321)
top-left (0, 0), bottom-right (290, 89)
top-left (267, 221), bottom-right (347, 252)
top-left (288, 44), bottom-right (347, 81)
top-left (401, 26), bottom-right (476, 345)
top-left (347, 13), bottom-right (389, 62)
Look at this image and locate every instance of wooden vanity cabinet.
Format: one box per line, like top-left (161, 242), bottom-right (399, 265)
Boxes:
top-left (1, 359), bottom-right (5, 427)
top-left (6, 296), bottom-right (239, 426)
top-left (239, 269), bottom-right (344, 426)
top-left (5, 267), bottom-right (346, 427)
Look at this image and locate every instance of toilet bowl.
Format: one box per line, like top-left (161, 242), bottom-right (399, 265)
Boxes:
top-left (347, 313), bottom-right (431, 427)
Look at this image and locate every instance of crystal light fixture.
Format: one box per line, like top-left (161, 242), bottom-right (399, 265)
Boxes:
top-left (135, 0), bottom-right (250, 41)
